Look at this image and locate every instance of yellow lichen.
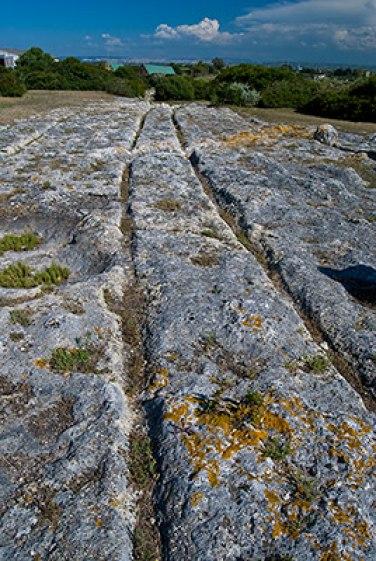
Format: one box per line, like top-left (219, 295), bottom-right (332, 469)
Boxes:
top-left (149, 367), bottom-right (169, 392)
top-left (33, 358), bottom-right (49, 369)
top-left (224, 125), bottom-right (310, 148)
top-left (190, 492), bottom-right (204, 507)
top-left (242, 314), bottom-right (263, 330)
top-left (164, 403), bottom-right (189, 423)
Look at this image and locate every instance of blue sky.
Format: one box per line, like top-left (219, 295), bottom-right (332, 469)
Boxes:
top-left (1, 1), bottom-right (376, 64)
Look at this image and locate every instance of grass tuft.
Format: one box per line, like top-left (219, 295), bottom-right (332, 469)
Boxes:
top-left (0, 232), bottom-right (41, 256)
top-left (9, 308), bottom-right (33, 326)
top-left (48, 343), bottom-right (103, 374)
top-left (0, 261), bottom-right (70, 289)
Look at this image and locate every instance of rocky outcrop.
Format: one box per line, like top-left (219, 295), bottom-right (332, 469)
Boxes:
top-left (0, 100), bottom-right (375, 561)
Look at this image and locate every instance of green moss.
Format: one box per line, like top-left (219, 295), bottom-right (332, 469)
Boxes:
top-left (263, 436), bottom-right (291, 461)
top-left (289, 469), bottom-right (318, 503)
top-left (0, 232), bottom-right (41, 255)
top-left (302, 353), bottom-right (330, 373)
top-left (244, 390), bottom-right (264, 407)
top-left (9, 308), bottom-right (33, 326)
top-left (0, 261), bottom-right (70, 289)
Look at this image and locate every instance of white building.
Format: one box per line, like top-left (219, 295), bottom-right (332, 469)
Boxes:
top-left (0, 49), bottom-right (22, 68)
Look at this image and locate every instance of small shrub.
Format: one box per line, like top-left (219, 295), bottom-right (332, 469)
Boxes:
top-left (154, 76), bottom-right (195, 101)
top-left (0, 232), bottom-right (41, 255)
top-left (9, 308), bottom-right (33, 326)
top-left (244, 390), bottom-right (264, 407)
top-left (0, 261), bottom-right (70, 289)
top-left (213, 82), bottom-right (260, 107)
top-left (105, 77), bottom-right (147, 98)
top-left (9, 332), bottom-right (24, 342)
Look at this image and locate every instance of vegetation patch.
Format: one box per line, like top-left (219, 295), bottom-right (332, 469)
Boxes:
top-left (302, 353), bottom-right (330, 373)
top-left (191, 252), bottom-right (219, 267)
top-left (129, 432), bottom-right (161, 561)
top-left (0, 232), bottom-right (41, 255)
top-left (0, 262), bottom-right (70, 289)
top-left (9, 308), bottom-right (33, 326)
top-left (49, 344), bottom-right (100, 374)
top-left (263, 436), bottom-right (292, 461)
top-left (154, 199), bottom-right (182, 212)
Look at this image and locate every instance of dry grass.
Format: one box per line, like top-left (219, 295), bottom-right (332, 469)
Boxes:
top-left (0, 90), bottom-right (116, 125)
top-left (234, 106), bottom-right (376, 135)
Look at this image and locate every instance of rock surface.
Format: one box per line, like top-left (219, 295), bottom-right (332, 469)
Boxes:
top-left (0, 100), bottom-right (375, 561)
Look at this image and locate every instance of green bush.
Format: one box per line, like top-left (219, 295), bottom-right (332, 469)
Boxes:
top-left (192, 78), bottom-right (211, 100)
top-left (154, 76), bottom-right (195, 101)
top-left (113, 65), bottom-right (142, 79)
top-left (300, 78), bottom-right (376, 122)
top-left (0, 68), bottom-right (26, 97)
top-left (260, 78), bottom-right (320, 109)
top-left (106, 77), bottom-right (147, 98)
top-left (213, 82), bottom-right (260, 107)
top-left (215, 64), bottom-right (297, 91)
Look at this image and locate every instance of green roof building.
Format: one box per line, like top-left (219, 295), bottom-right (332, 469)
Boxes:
top-left (142, 64), bottom-right (175, 76)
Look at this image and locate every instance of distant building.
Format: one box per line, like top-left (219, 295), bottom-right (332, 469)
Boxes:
top-left (0, 49), bottom-right (22, 68)
top-left (141, 64), bottom-right (175, 77)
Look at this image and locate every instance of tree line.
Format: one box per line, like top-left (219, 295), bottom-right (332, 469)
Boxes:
top-left (0, 48), bottom-right (375, 123)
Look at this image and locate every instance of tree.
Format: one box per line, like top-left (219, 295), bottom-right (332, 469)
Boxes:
top-left (17, 47), bottom-right (55, 71)
top-left (212, 57), bottom-right (225, 71)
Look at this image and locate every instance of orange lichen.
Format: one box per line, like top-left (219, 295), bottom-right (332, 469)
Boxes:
top-left (164, 402), bottom-right (189, 423)
top-left (33, 358), bottom-right (49, 369)
top-left (149, 367), bottom-right (169, 392)
top-left (320, 542), bottom-right (342, 561)
top-left (242, 314), bottom-right (263, 331)
top-left (224, 125), bottom-right (309, 148)
top-left (190, 492), bottom-right (204, 507)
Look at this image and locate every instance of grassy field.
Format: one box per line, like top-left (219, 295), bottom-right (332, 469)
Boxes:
top-left (0, 90), bottom-right (116, 125)
top-left (234, 106), bottom-right (376, 135)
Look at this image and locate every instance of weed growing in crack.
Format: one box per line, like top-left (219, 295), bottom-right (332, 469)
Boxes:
top-left (129, 432), bottom-right (160, 561)
top-left (9, 308), bottom-right (33, 326)
top-left (0, 262), bottom-right (70, 289)
top-left (0, 232), bottom-right (41, 255)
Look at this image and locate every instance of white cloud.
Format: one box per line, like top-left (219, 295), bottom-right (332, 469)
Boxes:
top-left (155, 17), bottom-right (240, 44)
top-left (101, 33), bottom-right (124, 47)
top-left (236, 0), bottom-right (376, 51)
